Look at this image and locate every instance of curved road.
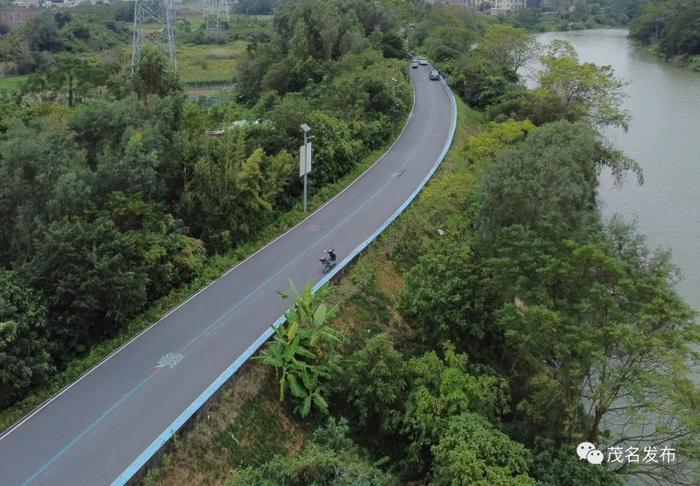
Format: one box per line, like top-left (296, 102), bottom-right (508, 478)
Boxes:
top-left (0, 65), bottom-right (456, 485)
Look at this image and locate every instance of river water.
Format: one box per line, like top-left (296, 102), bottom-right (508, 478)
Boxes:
top-left (536, 29), bottom-right (700, 313)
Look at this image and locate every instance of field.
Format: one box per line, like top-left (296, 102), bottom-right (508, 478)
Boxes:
top-left (177, 42), bottom-right (246, 85)
top-left (0, 75), bottom-right (28, 92)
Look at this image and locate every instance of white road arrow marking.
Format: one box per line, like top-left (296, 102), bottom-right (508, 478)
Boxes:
top-left (155, 352), bottom-right (184, 369)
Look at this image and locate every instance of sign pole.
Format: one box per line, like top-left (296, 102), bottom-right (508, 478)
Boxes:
top-left (303, 130), bottom-right (308, 213)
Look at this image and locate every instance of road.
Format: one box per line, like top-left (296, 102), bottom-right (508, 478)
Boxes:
top-left (0, 65), bottom-right (456, 486)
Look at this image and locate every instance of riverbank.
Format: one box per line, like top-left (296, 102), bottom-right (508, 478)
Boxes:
top-left (536, 28), bottom-right (700, 311)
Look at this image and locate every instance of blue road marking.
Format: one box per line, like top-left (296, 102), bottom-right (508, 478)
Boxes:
top-left (23, 376), bottom-right (153, 486)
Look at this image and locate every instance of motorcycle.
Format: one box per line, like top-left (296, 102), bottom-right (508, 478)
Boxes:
top-left (320, 248), bottom-right (337, 273)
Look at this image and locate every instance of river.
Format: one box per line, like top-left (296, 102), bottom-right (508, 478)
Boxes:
top-left (536, 28), bottom-right (700, 314)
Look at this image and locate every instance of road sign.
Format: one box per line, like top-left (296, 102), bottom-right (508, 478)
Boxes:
top-left (299, 142), bottom-right (312, 176)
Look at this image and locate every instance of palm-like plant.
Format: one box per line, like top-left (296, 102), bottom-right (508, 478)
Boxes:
top-left (258, 281), bottom-right (341, 417)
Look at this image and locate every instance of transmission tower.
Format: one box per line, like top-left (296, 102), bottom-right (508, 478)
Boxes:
top-left (132, 0), bottom-right (177, 72)
top-left (200, 0), bottom-right (227, 32)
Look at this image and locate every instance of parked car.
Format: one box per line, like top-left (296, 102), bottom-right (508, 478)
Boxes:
top-left (419, 58), bottom-right (428, 65)
top-left (411, 60), bottom-right (418, 69)
top-left (429, 69), bottom-right (440, 80)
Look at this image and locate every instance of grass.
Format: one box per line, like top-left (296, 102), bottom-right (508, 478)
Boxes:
top-left (0, 75), bottom-right (28, 92)
top-left (177, 42), bottom-right (247, 85)
top-left (0, 104), bottom-right (412, 435)
top-left (140, 363), bottom-right (306, 485)
top-left (141, 97), bottom-right (483, 485)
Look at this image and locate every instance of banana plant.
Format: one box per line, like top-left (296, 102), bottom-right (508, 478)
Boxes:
top-left (258, 281), bottom-right (341, 417)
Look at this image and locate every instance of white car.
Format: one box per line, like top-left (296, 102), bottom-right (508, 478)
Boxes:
top-left (419, 58), bottom-right (428, 65)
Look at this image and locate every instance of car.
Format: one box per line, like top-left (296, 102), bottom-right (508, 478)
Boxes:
top-left (411, 60), bottom-right (418, 69)
top-left (429, 69), bottom-right (440, 80)
top-left (419, 58), bottom-right (428, 65)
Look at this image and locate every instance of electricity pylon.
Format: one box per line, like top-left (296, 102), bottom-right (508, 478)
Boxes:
top-left (132, 0), bottom-right (177, 72)
top-left (201, 0), bottom-right (227, 32)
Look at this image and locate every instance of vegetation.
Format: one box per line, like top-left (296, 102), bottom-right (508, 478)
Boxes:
top-left (0, 0), bottom-right (411, 418)
top-left (257, 283), bottom-right (341, 418)
top-left (0, 2), bottom-right (131, 76)
top-left (228, 3), bottom-right (699, 486)
top-left (501, 0), bottom-right (655, 32)
top-left (2, 1), bottom-right (698, 485)
top-left (630, 0), bottom-right (700, 65)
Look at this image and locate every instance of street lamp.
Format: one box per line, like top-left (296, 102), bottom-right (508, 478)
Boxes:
top-left (390, 78), bottom-right (398, 114)
top-left (300, 123), bottom-right (312, 213)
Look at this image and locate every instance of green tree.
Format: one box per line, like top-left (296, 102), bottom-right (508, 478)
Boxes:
top-left (333, 333), bottom-right (408, 429)
top-left (479, 24), bottom-right (540, 76)
top-left (431, 413), bottom-right (535, 485)
top-left (24, 54), bottom-right (107, 106)
top-left (630, 0), bottom-right (700, 58)
top-left (186, 130), bottom-right (275, 249)
top-left (476, 121), bottom-right (640, 241)
top-left (22, 216), bottom-right (148, 357)
top-left (491, 219), bottom-right (700, 484)
top-left (131, 49), bottom-right (179, 104)
top-left (0, 119), bottom-right (91, 265)
top-left (536, 40), bottom-right (630, 129)
top-left (231, 417), bottom-right (399, 485)
top-left (0, 271), bottom-right (53, 409)
top-left (531, 440), bottom-right (623, 486)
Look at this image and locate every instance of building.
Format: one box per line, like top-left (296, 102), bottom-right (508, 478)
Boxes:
top-left (0, 5), bottom-right (41, 29)
top-left (422, 0), bottom-right (527, 14)
top-left (489, 0), bottom-right (527, 14)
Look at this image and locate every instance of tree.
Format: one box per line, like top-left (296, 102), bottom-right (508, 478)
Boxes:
top-left (258, 283), bottom-right (342, 417)
top-left (22, 216), bottom-right (149, 357)
top-left (476, 121), bottom-right (640, 241)
top-left (333, 333), bottom-right (408, 429)
top-left (479, 24), bottom-right (540, 76)
top-left (24, 54), bottom-right (107, 107)
top-left (231, 418), bottom-right (400, 485)
top-left (131, 49), bottom-right (179, 104)
top-left (0, 271), bottom-right (53, 409)
top-left (630, 0), bottom-right (700, 57)
top-left (0, 119), bottom-right (91, 265)
top-left (531, 440), bottom-right (623, 486)
top-left (22, 14), bottom-right (62, 52)
top-left (69, 96), bottom-right (146, 164)
top-left (431, 413), bottom-right (535, 485)
top-left (186, 130), bottom-right (275, 249)
top-left (492, 219), bottom-right (700, 484)
top-left (464, 119), bottom-right (535, 166)
top-left (536, 40), bottom-right (630, 129)
top-left (400, 237), bottom-right (495, 350)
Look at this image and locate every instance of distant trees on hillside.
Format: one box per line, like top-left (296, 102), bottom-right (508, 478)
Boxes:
top-left (630, 0), bottom-right (700, 58)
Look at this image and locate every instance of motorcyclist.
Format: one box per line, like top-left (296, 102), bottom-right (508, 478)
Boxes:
top-left (320, 248), bottom-right (337, 272)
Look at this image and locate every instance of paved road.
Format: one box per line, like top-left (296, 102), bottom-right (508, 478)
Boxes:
top-left (0, 66), bottom-right (455, 486)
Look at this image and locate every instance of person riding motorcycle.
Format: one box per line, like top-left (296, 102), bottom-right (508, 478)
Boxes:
top-left (320, 248), bottom-right (337, 272)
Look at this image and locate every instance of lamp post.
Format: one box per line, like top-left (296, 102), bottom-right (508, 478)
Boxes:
top-left (300, 123), bottom-right (311, 213)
